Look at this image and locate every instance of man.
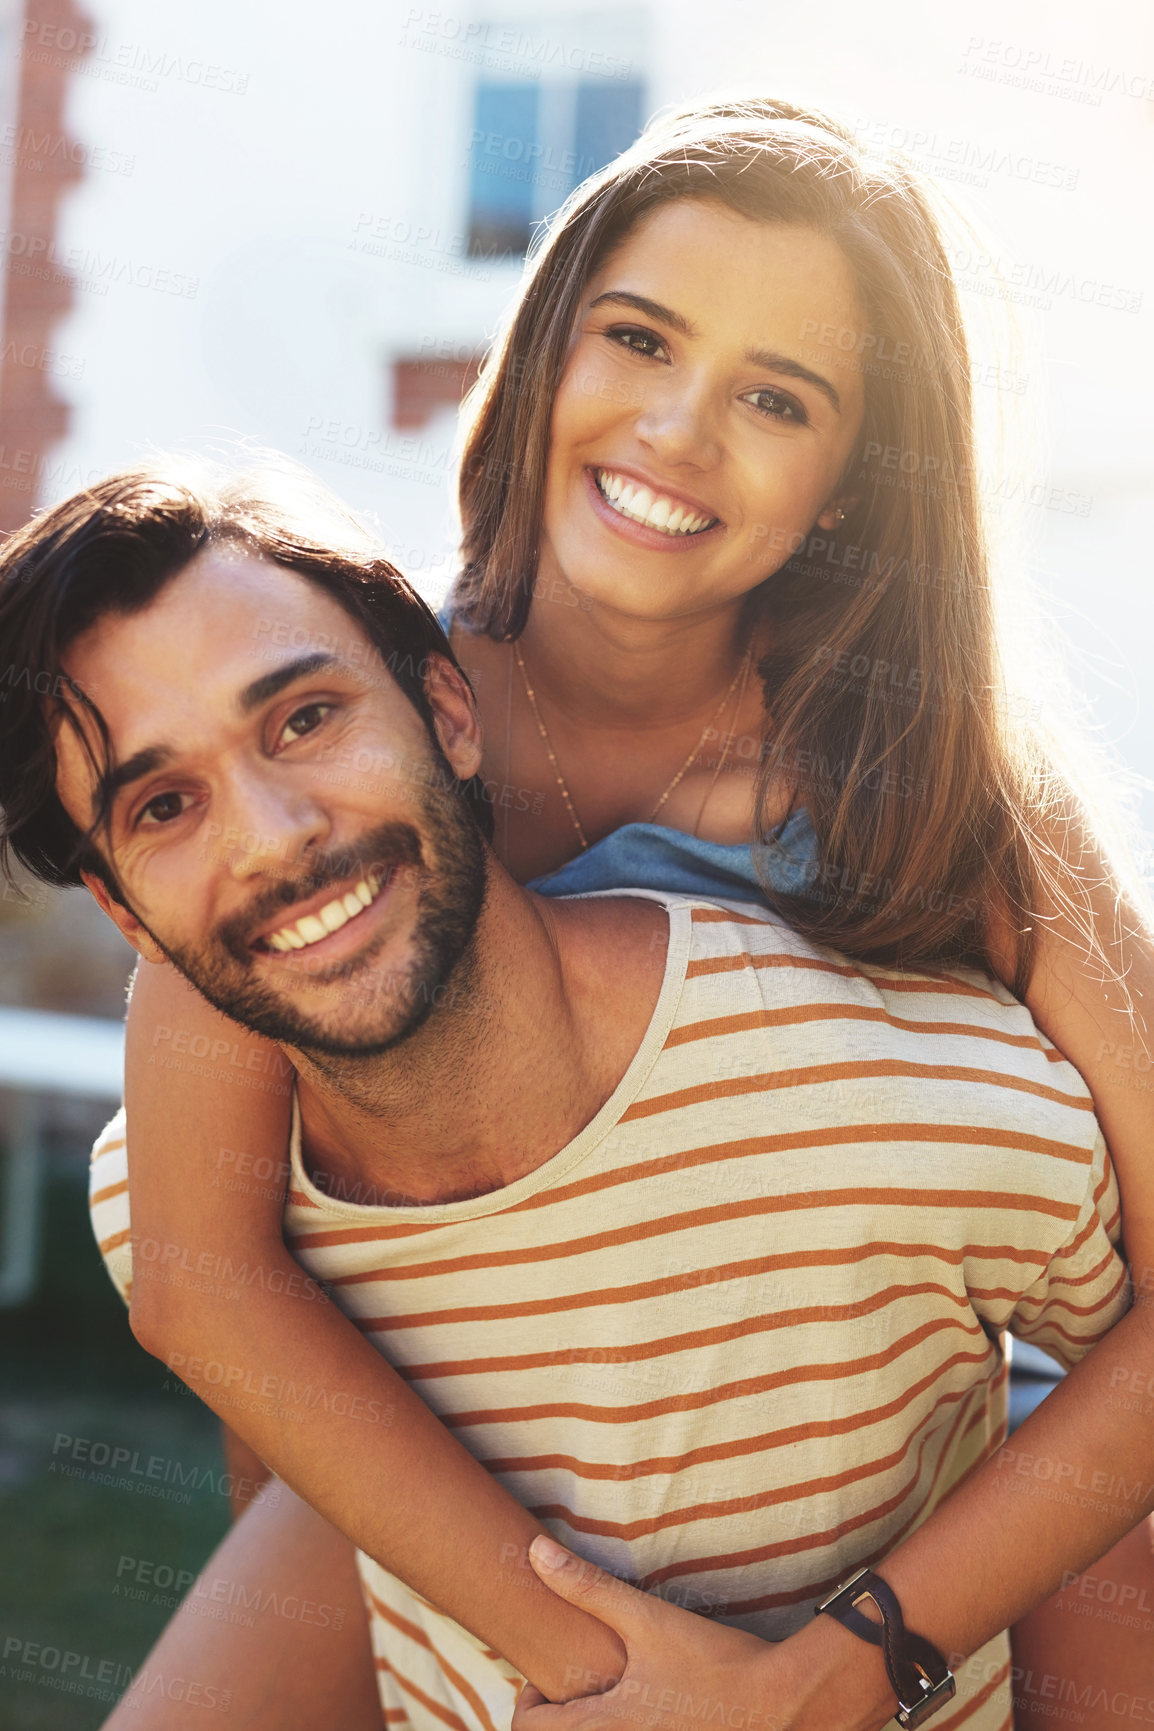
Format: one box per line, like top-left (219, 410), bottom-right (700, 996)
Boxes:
top-left (0, 463), bottom-right (1136, 1731)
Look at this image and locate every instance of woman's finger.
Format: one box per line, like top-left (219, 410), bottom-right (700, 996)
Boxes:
top-left (528, 1535), bottom-right (656, 1646)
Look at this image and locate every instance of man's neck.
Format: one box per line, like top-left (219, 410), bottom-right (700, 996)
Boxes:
top-left (289, 875), bottom-right (669, 1207)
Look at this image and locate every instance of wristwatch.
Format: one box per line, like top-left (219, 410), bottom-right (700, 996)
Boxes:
top-left (816, 1567), bottom-right (956, 1729)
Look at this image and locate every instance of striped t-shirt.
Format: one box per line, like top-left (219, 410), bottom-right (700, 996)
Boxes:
top-left (89, 892), bottom-right (1128, 1731)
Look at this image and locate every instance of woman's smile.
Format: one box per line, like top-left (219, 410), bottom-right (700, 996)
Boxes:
top-left (584, 463), bottom-right (725, 553)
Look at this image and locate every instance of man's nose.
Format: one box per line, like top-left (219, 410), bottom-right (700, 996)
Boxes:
top-left (210, 774), bottom-right (331, 878)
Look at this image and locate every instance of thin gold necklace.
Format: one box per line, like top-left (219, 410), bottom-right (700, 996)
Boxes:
top-left (513, 640), bottom-right (753, 851)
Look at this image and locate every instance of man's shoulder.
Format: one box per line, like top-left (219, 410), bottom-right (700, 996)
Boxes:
top-left (640, 895), bottom-right (1096, 1112)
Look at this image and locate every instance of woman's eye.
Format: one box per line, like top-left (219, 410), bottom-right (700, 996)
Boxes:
top-left (137, 791), bottom-right (189, 828)
top-left (605, 325), bottom-right (666, 360)
top-left (279, 702), bottom-right (333, 745)
top-left (744, 387), bottom-right (807, 425)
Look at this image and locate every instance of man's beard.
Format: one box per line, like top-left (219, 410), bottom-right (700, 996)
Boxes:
top-left (142, 780), bottom-right (488, 1059)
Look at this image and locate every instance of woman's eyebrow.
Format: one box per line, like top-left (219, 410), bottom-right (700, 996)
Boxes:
top-left (587, 290), bottom-right (841, 413)
top-left (744, 348), bottom-right (841, 414)
top-left (587, 290), bottom-right (694, 336)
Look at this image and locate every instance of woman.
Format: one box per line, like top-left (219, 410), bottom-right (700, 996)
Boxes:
top-left (93, 97), bottom-right (1154, 1728)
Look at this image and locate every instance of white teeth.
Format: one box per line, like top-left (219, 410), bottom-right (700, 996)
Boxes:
top-left (263, 874), bottom-right (388, 955)
top-left (594, 469), bottom-right (715, 537)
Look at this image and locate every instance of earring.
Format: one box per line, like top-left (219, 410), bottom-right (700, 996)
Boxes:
top-left (831, 507), bottom-right (846, 527)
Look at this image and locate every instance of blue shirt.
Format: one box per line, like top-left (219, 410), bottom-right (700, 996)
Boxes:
top-left (525, 811), bottom-right (819, 903)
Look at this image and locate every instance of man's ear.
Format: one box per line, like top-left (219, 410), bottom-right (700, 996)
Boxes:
top-left (423, 654), bottom-right (484, 783)
top-left (80, 869), bottom-right (168, 965)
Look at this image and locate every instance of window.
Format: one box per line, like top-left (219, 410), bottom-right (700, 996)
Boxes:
top-left (466, 72), bottom-right (645, 257)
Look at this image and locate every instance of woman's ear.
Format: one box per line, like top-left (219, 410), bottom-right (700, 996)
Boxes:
top-left (80, 868), bottom-right (168, 965)
top-left (816, 497), bottom-right (858, 532)
top-left (423, 654), bottom-right (484, 783)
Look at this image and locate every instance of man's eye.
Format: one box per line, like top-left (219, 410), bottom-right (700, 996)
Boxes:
top-left (137, 791), bottom-right (189, 827)
top-left (280, 703), bottom-right (333, 744)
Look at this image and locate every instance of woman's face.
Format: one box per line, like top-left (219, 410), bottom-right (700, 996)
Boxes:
top-left (539, 198), bottom-right (868, 623)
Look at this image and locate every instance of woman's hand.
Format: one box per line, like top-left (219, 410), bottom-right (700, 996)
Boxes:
top-left (511, 1537), bottom-right (896, 1731)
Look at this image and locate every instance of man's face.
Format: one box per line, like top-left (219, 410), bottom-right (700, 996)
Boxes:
top-left (53, 548), bottom-right (486, 1056)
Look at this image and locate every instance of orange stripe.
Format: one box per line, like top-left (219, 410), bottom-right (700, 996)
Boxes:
top-left (400, 1280), bottom-right (973, 1381)
top-left (372, 1658), bottom-right (468, 1731)
top-left (481, 1345), bottom-right (997, 1482)
top-left (297, 1114), bottom-right (1092, 1249)
top-left (480, 1120), bottom-right (1090, 1216)
top-left (640, 1384), bottom-right (981, 1591)
top-left (286, 1186), bottom-right (323, 1210)
top-left (730, 1405), bottom-right (1003, 1620)
top-left (89, 1178), bottom-right (128, 1206)
top-left (353, 1237), bottom-right (1069, 1335)
top-left (687, 948), bottom-right (997, 1001)
top-left (366, 1590), bottom-right (506, 1731)
top-left (319, 1176), bottom-right (1077, 1284)
top-left (97, 1227), bottom-right (131, 1255)
top-left (621, 1058), bottom-right (1091, 1123)
top-left (670, 1385), bottom-right (983, 1605)
top-left (354, 1240), bottom-right (972, 1332)
top-left (666, 999), bottom-right (1060, 1053)
top-left (441, 1315), bottom-right (986, 1429)
top-left (690, 905), bottom-right (769, 926)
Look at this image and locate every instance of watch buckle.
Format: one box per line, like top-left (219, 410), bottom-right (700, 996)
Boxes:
top-left (895, 1670), bottom-right (957, 1729)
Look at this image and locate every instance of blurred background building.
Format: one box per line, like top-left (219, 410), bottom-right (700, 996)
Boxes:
top-left (0, 0), bottom-right (1152, 1722)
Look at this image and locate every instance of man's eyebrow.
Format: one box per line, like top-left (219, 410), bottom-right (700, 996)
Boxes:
top-left (96, 746), bottom-right (174, 819)
top-left (239, 651), bottom-right (342, 713)
top-left (587, 291), bottom-right (841, 414)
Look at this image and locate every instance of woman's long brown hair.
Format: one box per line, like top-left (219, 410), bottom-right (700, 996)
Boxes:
top-left (453, 97), bottom-right (1111, 993)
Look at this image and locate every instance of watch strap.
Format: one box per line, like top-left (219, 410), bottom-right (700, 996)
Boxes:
top-left (816, 1568), bottom-right (956, 1729)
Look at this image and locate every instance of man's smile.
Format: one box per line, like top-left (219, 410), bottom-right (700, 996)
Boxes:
top-left (256, 870), bottom-right (386, 954)
top-left (244, 857), bottom-right (422, 976)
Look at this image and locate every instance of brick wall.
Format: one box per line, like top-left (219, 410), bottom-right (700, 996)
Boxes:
top-left (0, 0), bottom-right (91, 531)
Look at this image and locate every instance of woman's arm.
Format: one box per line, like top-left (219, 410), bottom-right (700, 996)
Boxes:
top-left (124, 959), bottom-right (626, 1701)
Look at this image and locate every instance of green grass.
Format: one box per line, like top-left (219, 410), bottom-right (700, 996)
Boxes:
top-left (0, 1165), bottom-right (231, 1730)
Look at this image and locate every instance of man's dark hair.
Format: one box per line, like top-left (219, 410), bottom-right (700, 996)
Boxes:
top-left (0, 457), bottom-right (494, 893)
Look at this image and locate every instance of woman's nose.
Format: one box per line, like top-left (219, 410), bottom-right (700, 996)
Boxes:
top-left (634, 377), bottom-right (721, 469)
